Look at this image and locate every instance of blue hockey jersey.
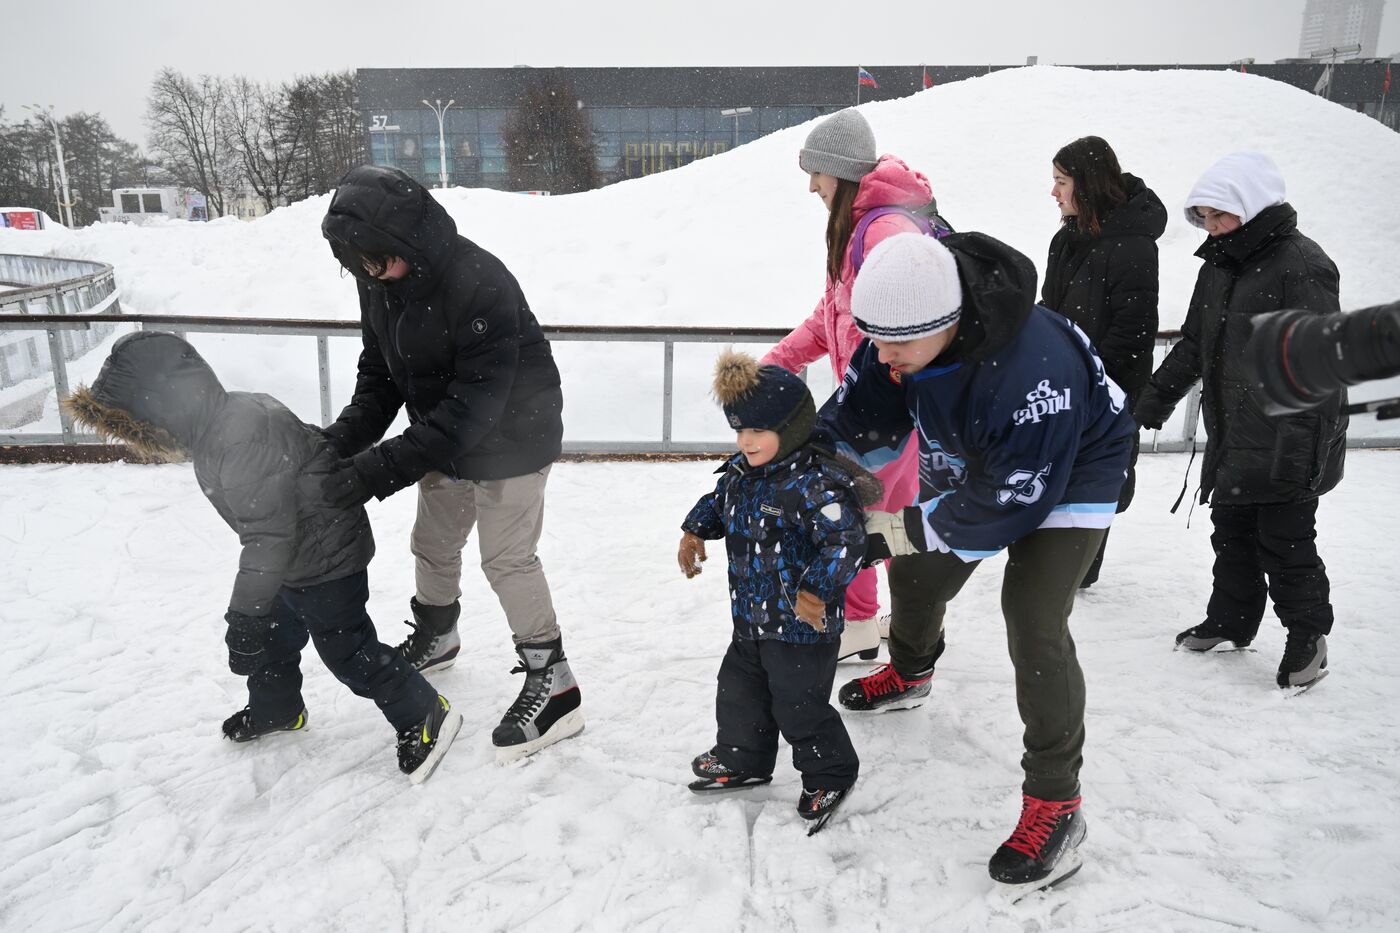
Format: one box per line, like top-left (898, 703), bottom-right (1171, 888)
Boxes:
top-left (817, 232), bottom-right (1137, 562)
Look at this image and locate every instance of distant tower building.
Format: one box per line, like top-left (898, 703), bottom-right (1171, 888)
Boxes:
top-left (1299, 0), bottom-right (1386, 58)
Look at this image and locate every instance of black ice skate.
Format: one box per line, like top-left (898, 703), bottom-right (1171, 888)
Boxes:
top-left (396, 597), bottom-right (462, 673)
top-left (396, 694), bottom-right (462, 785)
top-left (838, 663), bottom-right (933, 712)
top-left (797, 785), bottom-right (854, 836)
top-left (1278, 631), bottom-right (1328, 690)
top-left (988, 794), bottom-right (1087, 897)
top-left (688, 748), bottom-right (773, 793)
top-left (493, 638), bottom-right (584, 762)
top-left (1174, 619), bottom-right (1254, 652)
top-left (221, 706), bottom-right (308, 743)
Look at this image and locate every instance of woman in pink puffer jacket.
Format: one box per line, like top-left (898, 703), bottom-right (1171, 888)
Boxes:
top-left (762, 108), bottom-right (933, 662)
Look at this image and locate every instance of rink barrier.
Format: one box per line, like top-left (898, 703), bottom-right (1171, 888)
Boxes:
top-left (0, 255), bottom-right (121, 397)
top-left (0, 313), bottom-right (1393, 459)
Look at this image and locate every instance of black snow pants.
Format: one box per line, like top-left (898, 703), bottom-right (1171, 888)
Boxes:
top-left (713, 635), bottom-right (858, 791)
top-left (1205, 499), bottom-right (1333, 639)
top-left (246, 570), bottom-right (437, 734)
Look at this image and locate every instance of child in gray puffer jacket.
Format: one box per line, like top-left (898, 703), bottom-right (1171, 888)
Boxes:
top-left (65, 331), bottom-right (459, 783)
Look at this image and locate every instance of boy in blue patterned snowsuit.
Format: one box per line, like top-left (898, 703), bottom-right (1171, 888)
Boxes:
top-left (678, 350), bottom-right (873, 831)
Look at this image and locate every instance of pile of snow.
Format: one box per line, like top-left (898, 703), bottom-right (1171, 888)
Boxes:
top-left (3, 67), bottom-right (1398, 328)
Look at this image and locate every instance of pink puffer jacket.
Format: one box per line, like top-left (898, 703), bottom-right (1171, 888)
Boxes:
top-left (763, 155), bottom-right (933, 512)
top-left (762, 155), bottom-right (935, 380)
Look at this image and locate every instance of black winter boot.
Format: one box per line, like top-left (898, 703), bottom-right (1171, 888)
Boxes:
top-left (396, 597), bottom-right (461, 673)
top-left (492, 638), bottom-right (584, 762)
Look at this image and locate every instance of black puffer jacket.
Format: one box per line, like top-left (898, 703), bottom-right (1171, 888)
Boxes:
top-left (1041, 173), bottom-right (1166, 405)
top-left (65, 331), bottom-right (374, 617)
top-left (321, 165), bottom-right (563, 493)
top-left (1136, 203), bottom-right (1347, 506)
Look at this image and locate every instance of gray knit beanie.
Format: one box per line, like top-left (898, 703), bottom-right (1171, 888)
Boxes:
top-left (798, 109), bottom-right (877, 182)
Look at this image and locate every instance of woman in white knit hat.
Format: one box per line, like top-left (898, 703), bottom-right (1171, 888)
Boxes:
top-left (761, 107), bottom-right (951, 664)
top-left (817, 230), bottom-right (1135, 895)
top-left (1135, 152), bottom-right (1344, 691)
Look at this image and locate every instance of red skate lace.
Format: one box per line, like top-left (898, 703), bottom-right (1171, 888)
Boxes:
top-left (859, 663), bottom-right (928, 700)
top-left (1004, 794), bottom-right (1082, 858)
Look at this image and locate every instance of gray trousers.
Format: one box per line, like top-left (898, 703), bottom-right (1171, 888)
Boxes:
top-left (411, 467), bottom-right (560, 646)
top-left (887, 527), bottom-right (1104, 800)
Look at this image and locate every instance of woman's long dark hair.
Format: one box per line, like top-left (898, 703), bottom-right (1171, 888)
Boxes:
top-left (825, 178), bottom-right (862, 283)
top-left (1054, 136), bottom-right (1127, 235)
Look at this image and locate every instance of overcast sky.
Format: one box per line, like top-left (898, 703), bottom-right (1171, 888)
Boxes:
top-left (5, 0), bottom-right (1399, 143)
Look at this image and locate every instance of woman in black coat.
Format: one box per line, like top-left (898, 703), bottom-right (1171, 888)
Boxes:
top-left (1134, 151), bottom-right (1345, 690)
top-left (1043, 135), bottom-right (1166, 587)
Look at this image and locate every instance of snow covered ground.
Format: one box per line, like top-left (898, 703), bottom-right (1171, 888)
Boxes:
top-left (1, 452), bottom-right (1398, 932)
top-left (3, 65), bottom-right (1400, 931)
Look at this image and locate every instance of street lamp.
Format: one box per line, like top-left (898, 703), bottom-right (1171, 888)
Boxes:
top-left (422, 98), bottom-right (456, 189)
top-left (25, 104), bottom-right (75, 227)
top-left (720, 107), bottom-right (752, 149)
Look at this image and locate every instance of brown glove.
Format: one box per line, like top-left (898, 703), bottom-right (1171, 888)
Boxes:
top-left (678, 532), bottom-right (708, 578)
top-left (795, 589), bottom-right (827, 631)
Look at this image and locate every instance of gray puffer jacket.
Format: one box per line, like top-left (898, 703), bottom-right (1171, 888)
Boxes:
top-left (65, 331), bottom-right (374, 616)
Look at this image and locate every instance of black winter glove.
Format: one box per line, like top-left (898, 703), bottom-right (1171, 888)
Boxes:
top-left (322, 457), bottom-right (372, 510)
top-left (1132, 392), bottom-right (1172, 431)
top-left (225, 611), bottom-right (276, 676)
top-left (318, 427), bottom-right (352, 459)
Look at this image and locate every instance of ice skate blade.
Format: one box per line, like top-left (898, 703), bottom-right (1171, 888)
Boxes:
top-left (409, 713), bottom-right (462, 785)
top-left (995, 850), bottom-right (1084, 903)
top-left (495, 707), bottom-right (585, 763)
top-left (1284, 668), bottom-right (1330, 696)
top-left (418, 654), bottom-right (458, 674)
top-left (688, 775), bottom-right (773, 794)
top-left (1174, 641), bottom-right (1255, 653)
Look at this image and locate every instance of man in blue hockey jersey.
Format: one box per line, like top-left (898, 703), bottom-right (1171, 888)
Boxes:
top-left (816, 232), bottom-right (1135, 893)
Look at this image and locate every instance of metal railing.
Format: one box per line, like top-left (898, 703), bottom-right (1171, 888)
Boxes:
top-left (0, 254), bottom-right (120, 393)
top-left (0, 312), bottom-right (1393, 454)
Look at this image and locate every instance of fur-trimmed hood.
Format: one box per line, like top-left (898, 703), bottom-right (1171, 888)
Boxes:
top-left (62, 331), bottom-right (226, 459)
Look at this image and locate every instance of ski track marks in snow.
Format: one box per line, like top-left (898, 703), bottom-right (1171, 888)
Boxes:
top-left (1, 453), bottom-right (1398, 932)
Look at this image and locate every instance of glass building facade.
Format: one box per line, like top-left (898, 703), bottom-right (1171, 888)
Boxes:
top-left (358, 64), bottom-right (1399, 192)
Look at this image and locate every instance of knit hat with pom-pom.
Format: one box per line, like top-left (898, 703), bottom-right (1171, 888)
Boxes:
top-left (713, 348), bottom-right (816, 462)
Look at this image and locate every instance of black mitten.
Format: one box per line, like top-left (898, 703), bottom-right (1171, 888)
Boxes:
top-left (225, 611), bottom-right (276, 676)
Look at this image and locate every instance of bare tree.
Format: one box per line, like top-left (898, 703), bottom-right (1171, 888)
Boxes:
top-left (503, 74), bottom-right (599, 194)
top-left (222, 76), bottom-right (302, 212)
top-left (146, 67), bottom-right (233, 216)
top-left (284, 71), bottom-right (364, 200)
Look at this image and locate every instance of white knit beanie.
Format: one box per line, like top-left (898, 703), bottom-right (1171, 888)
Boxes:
top-left (1184, 151), bottom-right (1286, 229)
top-left (851, 234), bottom-right (963, 341)
top-left (798, 109), bottom-right (878, 182)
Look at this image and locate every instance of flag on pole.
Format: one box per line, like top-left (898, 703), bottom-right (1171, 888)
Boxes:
top-left (922, 65), bottom-right (934, 89)
top-left (1314, 63), bottom-right (1333, 96)
top-left (1239, 62), bottom-right (1248, 74)
top-left (1385, 63), bottom-right (1392, 94)
top-left (858, 66), bottom-right (880, 89)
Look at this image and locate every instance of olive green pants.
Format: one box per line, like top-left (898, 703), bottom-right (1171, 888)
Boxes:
top-left (887, 527), bottom-right (1104, 800)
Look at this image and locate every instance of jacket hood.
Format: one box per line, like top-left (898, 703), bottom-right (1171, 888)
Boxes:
top-left (1067, 173), bottom-right (1167, 241)
top-left (1184, 151), bottom-right (1285, 229)
top-left (853, 155), bottom-right (934, 214)
top-left (1195, 201), bottom-right (1299, 268)
top-left (321, 165), bottom-right (459, 296)
top-left (939, 232), bottom-right (1040, 363)
top-left (62, 331), bottom-right (225, 459)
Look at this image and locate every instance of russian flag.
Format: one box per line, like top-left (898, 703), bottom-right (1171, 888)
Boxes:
top-left (858, 66), bottom-right (880, 89)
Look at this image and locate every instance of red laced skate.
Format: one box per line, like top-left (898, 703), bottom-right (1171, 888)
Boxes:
top-left (837, 662), bottom-right (934, 712)
top-left (1003, 794), bottom-right (1082, 858)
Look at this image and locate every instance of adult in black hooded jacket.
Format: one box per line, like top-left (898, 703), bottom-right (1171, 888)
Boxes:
top-left (320, 165), bottom-right (581, 762)
top-left (1044, 136), bottom-right (1167, 586)
top-left (1134, 152), bottom-right (1345, 690)
top-left (63, 332), bottom-right (458, 782)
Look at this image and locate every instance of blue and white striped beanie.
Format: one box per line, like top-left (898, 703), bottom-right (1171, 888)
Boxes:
top-left (851, 233), bottom-right (963, 342)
